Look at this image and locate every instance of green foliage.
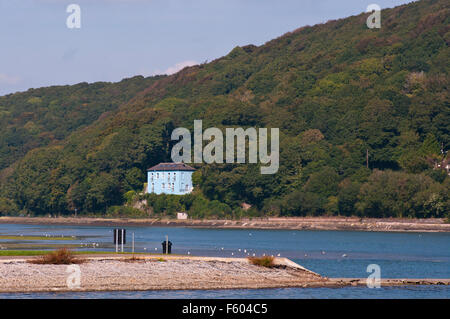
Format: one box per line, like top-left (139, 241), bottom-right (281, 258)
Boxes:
top-left (0, 197), bottom-right (19, 216)
top-left (356, 170), bottom-right (448, 218)
top-left (419, 133), bottom-right (441, 156)
top-left (0, 76), bottom-right (159, 171)
top-left (106, 205), bottom-right (147, 218)
top-left (337, 180), bottom-right (361, 216)
top-left (143, 192), bottom-right (232, 219)
top-left (123, 190), bottom-right (137, 204)
top-left (0, 0), bottom-right (448, 219)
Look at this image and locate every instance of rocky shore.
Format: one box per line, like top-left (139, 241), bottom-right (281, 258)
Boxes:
top-left (0, 256), bottom-right (448, 293)
top-left (1, 216), bottom-right (449, 233)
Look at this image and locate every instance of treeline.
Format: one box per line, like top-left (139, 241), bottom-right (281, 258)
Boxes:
top-left (0, 0), bottom-right (449, 219)
top-left (115, 167), bottom-right (449, 219)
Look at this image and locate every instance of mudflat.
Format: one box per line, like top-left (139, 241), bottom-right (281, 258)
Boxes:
top-left (0, 216), bottom-right (449, 232)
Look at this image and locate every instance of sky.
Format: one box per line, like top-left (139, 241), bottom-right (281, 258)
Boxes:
top-left (0, 0), bottom-right (412, 96)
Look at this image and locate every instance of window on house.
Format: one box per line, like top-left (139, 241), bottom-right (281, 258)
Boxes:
top-left (151, 183), bottom-right (154, 192)
top-left (157, 173), bottom-right (159, 178)
top-left (162, 183), bottom-right (165, 189)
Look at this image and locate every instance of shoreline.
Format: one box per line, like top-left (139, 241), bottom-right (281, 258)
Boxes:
top-left (0, 216), bottom-right (449, 233)
top-left (0, 255), bottom-right (448, 293)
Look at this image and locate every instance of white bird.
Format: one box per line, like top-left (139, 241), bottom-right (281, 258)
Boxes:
top-left (144, 247), bottom-right (147, 251)
top-left (321, 251), bottom-right (326, 255)
top-left (238, 249), bottom-right (241, 252)
top-left (252, 253), bottom-right (256, 256)
top-left (244, 249), bottom-right (247, 253)
top-left (342, 254), bottom-right (347, 258)
top-left (221, 247), bottom-right (224, 250)
top-left (277, 253), bottom-right (281, 257)
top-left (188, 252), bottom-right (190, 255)
top-left (231, 252), bottom-right (234, 256)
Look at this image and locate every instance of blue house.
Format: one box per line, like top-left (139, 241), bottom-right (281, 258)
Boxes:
top-left (147, 162), bottom-right (195, 195)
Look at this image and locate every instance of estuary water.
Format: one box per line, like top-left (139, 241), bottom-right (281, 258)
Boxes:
top-left (0, 223), bottom-right (449, 299)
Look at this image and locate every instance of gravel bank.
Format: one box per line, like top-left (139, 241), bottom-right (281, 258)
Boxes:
top-left (0, 257), bottom-right (327, 292)
top-left (0, 256), bottom-right (448, 293)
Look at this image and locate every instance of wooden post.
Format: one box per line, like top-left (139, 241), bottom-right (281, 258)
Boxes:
top-left (115, 229), bottom-right (118, 253)
top-left (165, 235), bottom-right (168, 255)
top-left (132, 233), bottom-right (135, 255)
top-left (121, 229), bottom-right (124, 253)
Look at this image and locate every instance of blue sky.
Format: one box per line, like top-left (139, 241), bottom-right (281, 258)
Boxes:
top-left (0, 0), bottom-right (411, 96)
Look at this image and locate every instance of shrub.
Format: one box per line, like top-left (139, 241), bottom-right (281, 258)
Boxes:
top-left (106, 205), bottom-right (147, 218)
top-left (248, 256), bottom-right (275, 268)
top-left (29, 248), bottom-right (84, 265)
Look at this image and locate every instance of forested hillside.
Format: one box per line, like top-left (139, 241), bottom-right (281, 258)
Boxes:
top-left (0, 76), bottom-right (161, 171)
top-left (0, 0), bottom-right (448, 219)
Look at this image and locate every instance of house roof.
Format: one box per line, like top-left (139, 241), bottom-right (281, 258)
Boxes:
top-left (147, 162), bottom-right (196, 171)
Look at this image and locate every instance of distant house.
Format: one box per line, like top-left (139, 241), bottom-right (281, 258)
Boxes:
top-left (432, 158), bottom-right (450, 176)
top-left (177, 212), bottom-right (188, 220)
top-left (147, 162), bottom-right (195, 195)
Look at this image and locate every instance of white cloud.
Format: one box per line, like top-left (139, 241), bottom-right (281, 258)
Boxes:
top-left (0, 73), bottom-right (20, 85)
top-left (163, 60), bottom-right (198, 75)
top-left (146, 60), bottom-right (198, 77)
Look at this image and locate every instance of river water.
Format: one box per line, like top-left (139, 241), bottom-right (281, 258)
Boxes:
top-left (0, 223), bottom-right (449, 298)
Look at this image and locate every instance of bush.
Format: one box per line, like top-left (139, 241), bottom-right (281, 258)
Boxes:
top-left (356, 170), bottom-right (448, 218)
top-left (106, 205), bottom-right (147, 218)
top-left (123, 190), bottom-right (137, 204)
top-left (29, 248), bottom-right (84, 265)
top-left (248, 256), bottom-right (275, 268)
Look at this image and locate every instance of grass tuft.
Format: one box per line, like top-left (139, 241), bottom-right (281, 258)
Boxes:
top-left (121, 255), bottom-right (146, 262)
top-left (248, 256), bottom-right (275, 268)
top-left (28, 248), bottom-right (85, 265)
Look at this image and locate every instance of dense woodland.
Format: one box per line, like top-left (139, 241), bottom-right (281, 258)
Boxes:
top-left (0, 0), bottom-right (448, 219)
